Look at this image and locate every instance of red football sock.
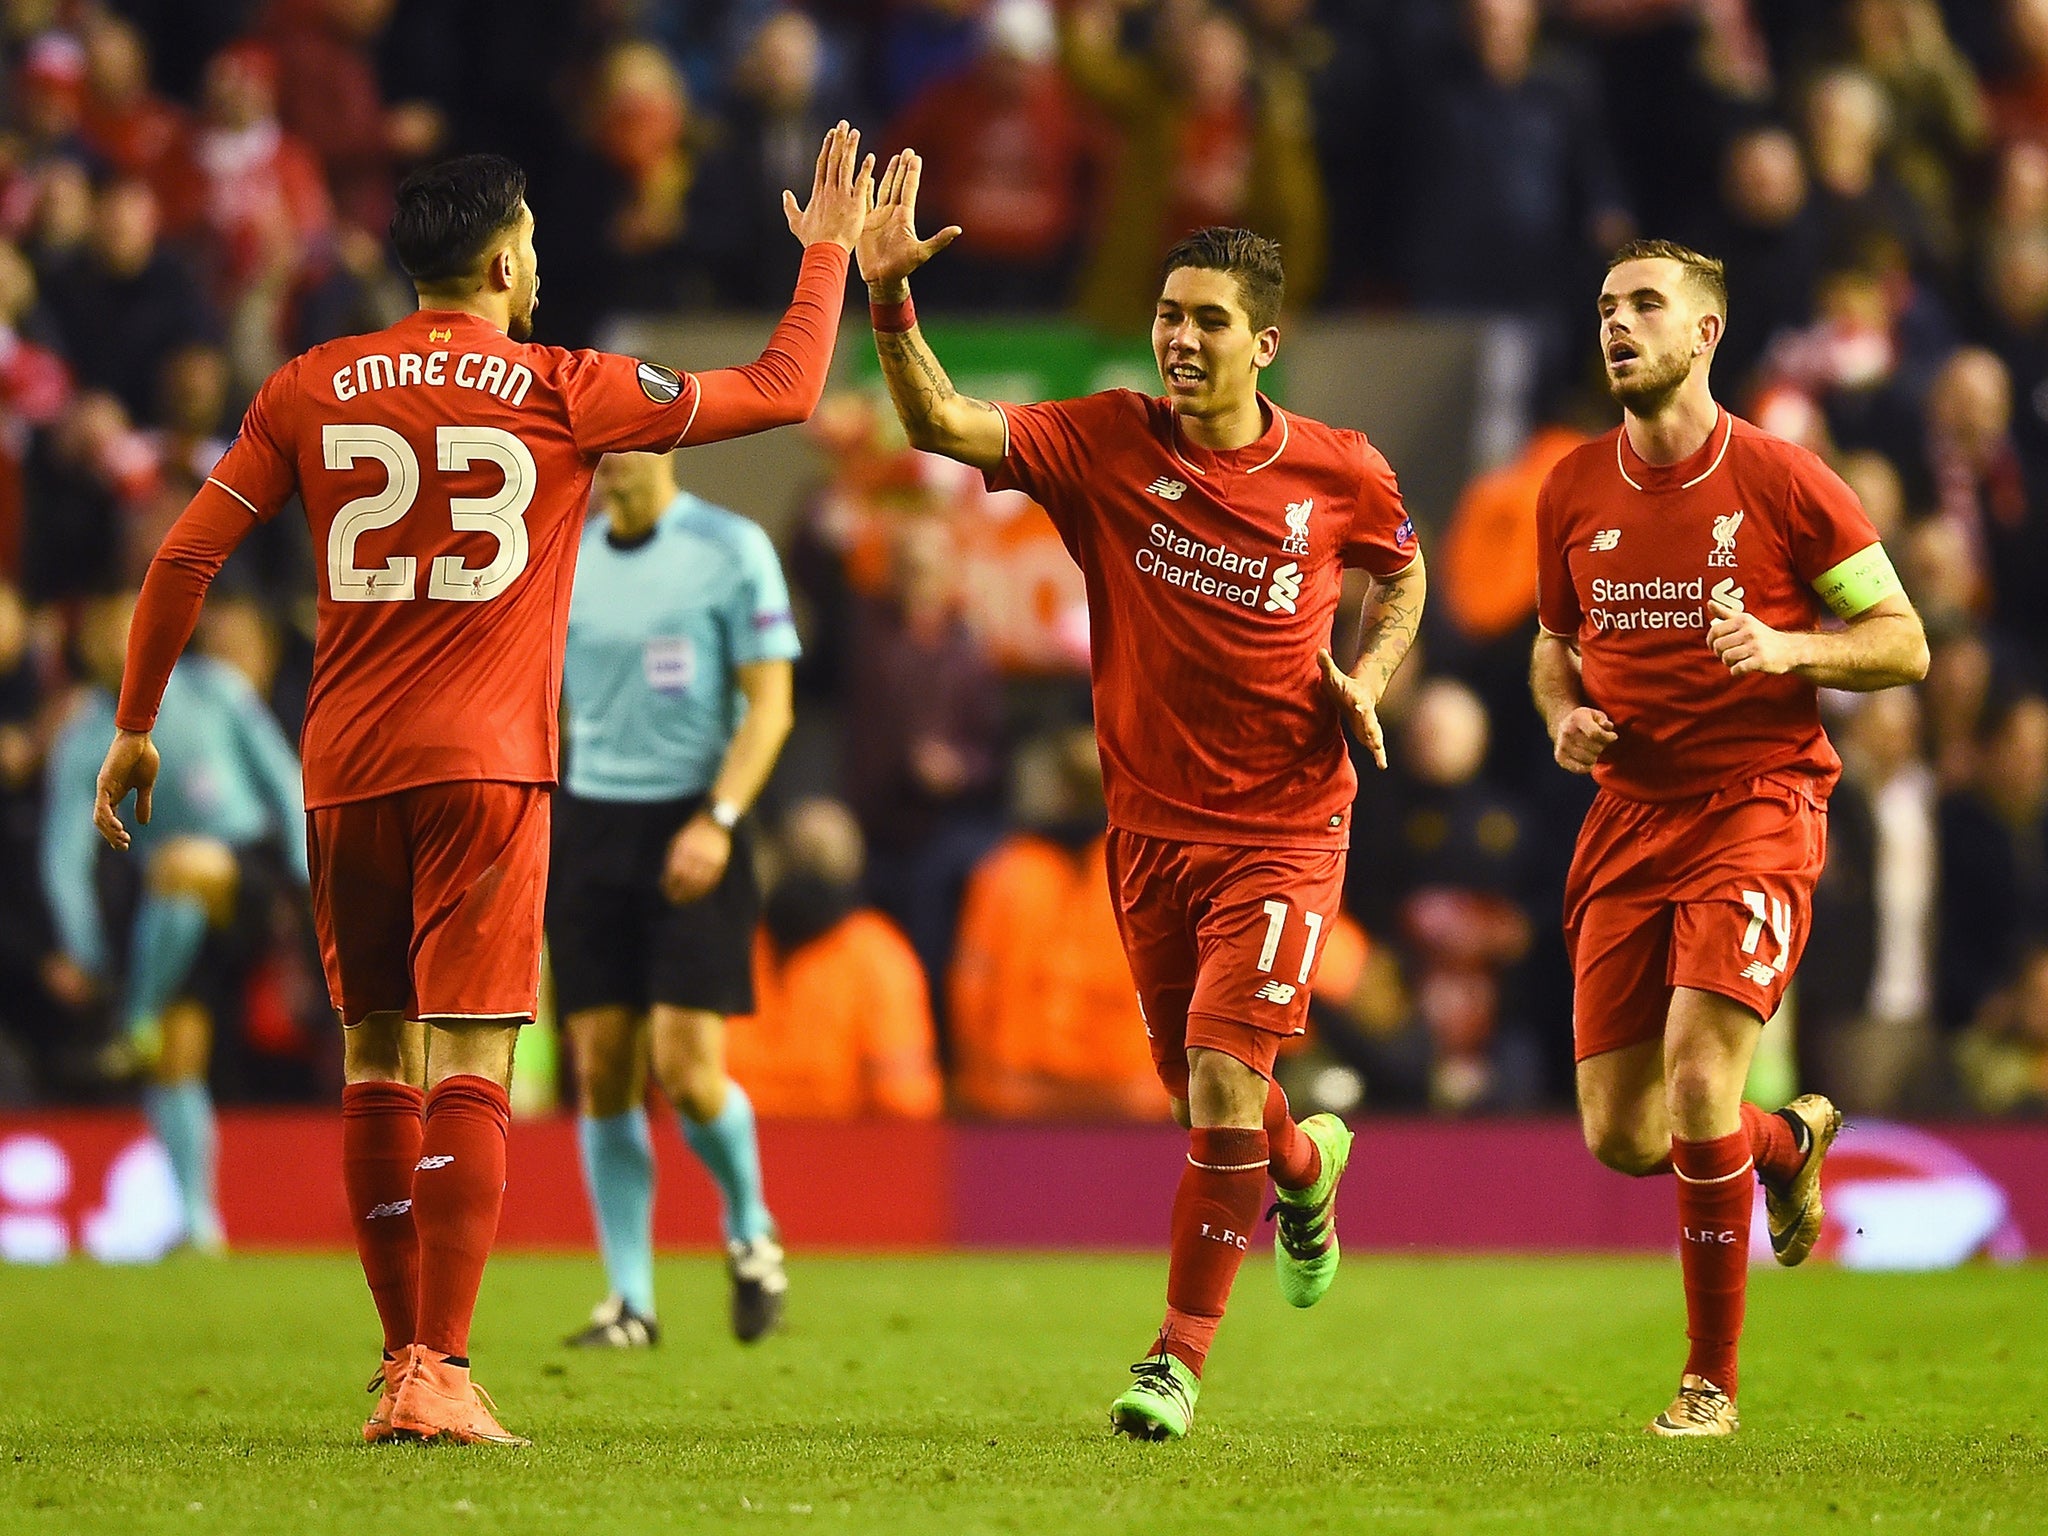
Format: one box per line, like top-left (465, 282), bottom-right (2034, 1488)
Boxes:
top-left (1672, 1128), bottom-right (1754, 1397)
top-left (1154, 1126), bottom-right (1268, 1377)
top-left (341, 1080), bottom-right (425, 1355)
top-left (1740, 1100), bottom-right (1805, 1184)
top-left (1264, 1079), bottom-right (1321, 1191)
top-left (411, 1075), bottom-right (510, 1360)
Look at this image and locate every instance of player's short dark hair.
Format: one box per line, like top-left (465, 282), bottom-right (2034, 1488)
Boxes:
top-left (1606, 238), bottom-right (1728, 320)
top-left (391, 154), bottom-right (528, 285)
top-left (1161, 227), bottom-right (1286, 332)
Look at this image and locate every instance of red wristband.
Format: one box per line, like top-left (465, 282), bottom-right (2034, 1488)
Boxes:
top-left (870, 294), bottom-right (916, 334)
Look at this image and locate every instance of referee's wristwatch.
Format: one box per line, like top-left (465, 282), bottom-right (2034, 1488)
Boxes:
top-left (707, 798), bottom-right (743, 833)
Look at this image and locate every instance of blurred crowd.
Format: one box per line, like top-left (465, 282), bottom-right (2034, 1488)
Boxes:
top-left (6, 0), bottom-right (2048, 1122)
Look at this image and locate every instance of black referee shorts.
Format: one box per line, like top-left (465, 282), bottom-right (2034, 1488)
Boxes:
top-left (545, 790), bottom-right (758, 1019)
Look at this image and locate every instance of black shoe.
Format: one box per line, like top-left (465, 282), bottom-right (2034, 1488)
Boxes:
top-left (564, 1295), bottom-right (660, 1348)
top-left (727, 1237), bottom-right (787, 1343)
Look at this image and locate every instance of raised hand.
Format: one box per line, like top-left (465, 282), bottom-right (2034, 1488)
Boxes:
top-left (783, 121), bottom-right (875, 252)
top-left (857, 150), bottom-right (961, 298)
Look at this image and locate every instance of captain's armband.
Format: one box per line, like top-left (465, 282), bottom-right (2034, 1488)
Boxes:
top-left (1811, 542), bottom-right (1904, 618)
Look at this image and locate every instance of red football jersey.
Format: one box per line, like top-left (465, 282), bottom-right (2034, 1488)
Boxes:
top-left (988, 390), bottom-right (1417, 848)
top-left (208, 307), bottom-right (712, 807)
top-left (1536, 409), bottom-right (1884, 803)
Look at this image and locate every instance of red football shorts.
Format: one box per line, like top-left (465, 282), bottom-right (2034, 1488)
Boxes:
top-left (306, 781), bottom-right (550, 1026)
top-left (1105, 828), bottom-right (1347, 1097)
top-left (1564, 772), bottom-right (1828, 1061)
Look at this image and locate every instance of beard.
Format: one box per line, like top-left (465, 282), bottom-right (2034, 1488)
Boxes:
top-left (1606, 346), bottom-right (1694, 413)
top-left (508, 276), bottom-right (538, 341)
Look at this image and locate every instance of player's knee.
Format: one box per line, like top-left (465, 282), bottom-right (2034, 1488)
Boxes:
top-left (1169, 1097), bottom-right (1192, 1130)
top-left (1663, 1060), bottom-right (1736, 1133)
top-left (1583, 1117), bottom-right (1664, 1176)
top-left (148, 837), bottom-right (238, 915)
top-left (575, 1051), bottom-right (638, 1119)
top-left (1186, 1046), bottom-right (1265, 1127)
top-left (663, 1062), bottom-right (727, 1124)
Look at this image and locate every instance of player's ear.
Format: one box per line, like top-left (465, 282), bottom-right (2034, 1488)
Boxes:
top-left (1696, 310), bottom-right (1724, 357)
top-left (1255, 325), bottom-right (1280, 369)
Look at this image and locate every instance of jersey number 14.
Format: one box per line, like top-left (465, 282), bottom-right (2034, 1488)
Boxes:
top-left (323, 423), bottom-right (537, 604)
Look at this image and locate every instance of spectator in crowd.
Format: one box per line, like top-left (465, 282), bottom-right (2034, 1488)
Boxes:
top-left (1290, 908), bottom-right (1425, 1111)
top-left (1990, 0), bottom-right (2048, 152)
top-left (1695, 126), bottom-right (1828, 399)
top-left (694, 8), bottom-right (853, 309)
top-left (1939, 690), bottom-right (2048, 1036)
top-left (949, 722), bottom-right (1164, 1120)
top-left (1801, 689), bottom-right (1941, 1113)
top-left (843, 514), bottom-right (1004, 1010)
top-left (1956, 940), bottom-right (2048, 1112)
top-left (40, 179), bottom-right (216, 427)
top-left (885, 0), bottom-right (1096, 309)
top-left (80, 15), bottom-right (192, 211)
top-left (1802, 67), bottom-right (1943, 274)
top-left (544, 40), bottom-right (709, 346)
top-left (1355, 677), bottom-right (1534, 1111)
top-left (879, 0), bottom-right (988, 116)
top-left (0, 238), bottom-right (72, 580)
top-left (1062, 0), bottom-right (1326, 330)
top-left (1834, 0), bottom-right (1988, 266)
top-left (1399, 0), bottom-right (1629, 380)
top-left (725, 798), bottom-right (944, 1118)
top-left (259, 0), bottom-right (444, 235)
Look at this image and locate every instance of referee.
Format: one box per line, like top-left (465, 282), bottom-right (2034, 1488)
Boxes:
top-left (551, 449), bottom-right (799, 1346)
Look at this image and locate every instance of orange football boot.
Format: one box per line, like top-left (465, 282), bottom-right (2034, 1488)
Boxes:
top-left (386, 1344), bottom-right (530, 1446)
top-left (362, 1356), bottom-right (404, 1443)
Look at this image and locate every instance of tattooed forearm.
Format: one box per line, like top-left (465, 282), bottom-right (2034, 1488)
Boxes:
top-left (870, 323), bottom-right (1008, 470)
top-left (1352, 555), bottom-right (1427, 698)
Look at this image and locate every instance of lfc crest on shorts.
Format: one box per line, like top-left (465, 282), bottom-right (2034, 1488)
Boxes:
top-left (1282, 498), bottom-right (1313, 555)
top-left (1708, 509), bottom-right (1744, 568)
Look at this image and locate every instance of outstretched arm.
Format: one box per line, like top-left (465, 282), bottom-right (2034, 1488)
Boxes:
top-left (1318, 553), bottom-right (1427, 770)
top-left (857, 151), bottom-right (1007, 472)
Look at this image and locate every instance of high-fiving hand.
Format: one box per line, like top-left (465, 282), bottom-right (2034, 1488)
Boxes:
top-left (856, 150), bottom-right (962, 298)
top-left (784, 121), bottom-right (875, 252)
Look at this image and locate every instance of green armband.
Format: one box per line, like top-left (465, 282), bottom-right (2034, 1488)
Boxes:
top-left (1811, 542), bottom-right (1903, 618)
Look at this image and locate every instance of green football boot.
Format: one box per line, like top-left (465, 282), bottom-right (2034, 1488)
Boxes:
top-left (1109, 1353), bottom-right (1200, 1441)
top-left (1270, 1112), bottom-right (1354, 1309)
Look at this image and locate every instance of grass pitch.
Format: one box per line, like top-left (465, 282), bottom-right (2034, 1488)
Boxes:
top-left (1, 1252), bottom-right (2043, 1534)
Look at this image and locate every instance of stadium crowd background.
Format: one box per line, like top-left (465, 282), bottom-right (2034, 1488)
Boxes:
top-left (1, 0), bottom-right (2047, 1123)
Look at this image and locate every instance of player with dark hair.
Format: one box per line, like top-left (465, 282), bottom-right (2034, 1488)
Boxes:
top-left (92, 128), bottom-right (873, 1445)
top-left (856, 152), bottom-right (1427, 1440)
top-left (1532, 238), bottom-right (1928, 1436)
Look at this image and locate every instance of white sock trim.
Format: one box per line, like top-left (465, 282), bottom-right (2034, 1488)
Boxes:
top-left (1187, 1156), bottom-right (1271, 1173)
top-left (1673, 1157), bottom-right (1755, 1185)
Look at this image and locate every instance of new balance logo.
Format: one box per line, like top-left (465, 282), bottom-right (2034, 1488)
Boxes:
top-left (1254, 980), bottom-right (1298, 1005)
top-left (1590, 528), bottom-right (1621, 552)
top-left (415, 1155), bottom-right (454, 1170)
top-left (1147, 477), bottom-right (1188, 501)
top-left (365, 1199), bottom-right (413, 1220)
top-left (1739, 961), bottom-right (1779, 986)
top-left (1264, 562), bottom-right (1302, 614)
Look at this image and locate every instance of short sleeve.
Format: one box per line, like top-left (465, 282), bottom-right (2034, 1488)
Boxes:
top-left (1534, 468), bottom-right (1583, 637)
top-left (729, 521), bottom-right (802, 665)
top-left (1339, 436), bottom-right (1419, 576)
top-left (981, 392), bottom-right (1134, 540)
top-left (560, 349), bottom-right (706, 457)
top-left (206, 362), bottom-right (300, 520)
top-left (1787, 449), bottom-right (1884, 590)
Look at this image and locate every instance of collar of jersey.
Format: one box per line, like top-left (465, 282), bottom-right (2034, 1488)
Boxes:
top-left (1169, 393), bottom-right (1289, 477)
top-left (1616, 406), bottom-right (1731, 492)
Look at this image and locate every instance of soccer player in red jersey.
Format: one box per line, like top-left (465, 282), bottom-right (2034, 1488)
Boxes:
top-left (90, 127), bottom-right (875, 1445)
top-left (1532, 240), bottom-right (1929, 1436)
top-left (856, 152), bottom-right (1427, 1440)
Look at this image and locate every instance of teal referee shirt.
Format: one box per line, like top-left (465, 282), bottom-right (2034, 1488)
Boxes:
top-left (562, 491), bottom-right (802, 803)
